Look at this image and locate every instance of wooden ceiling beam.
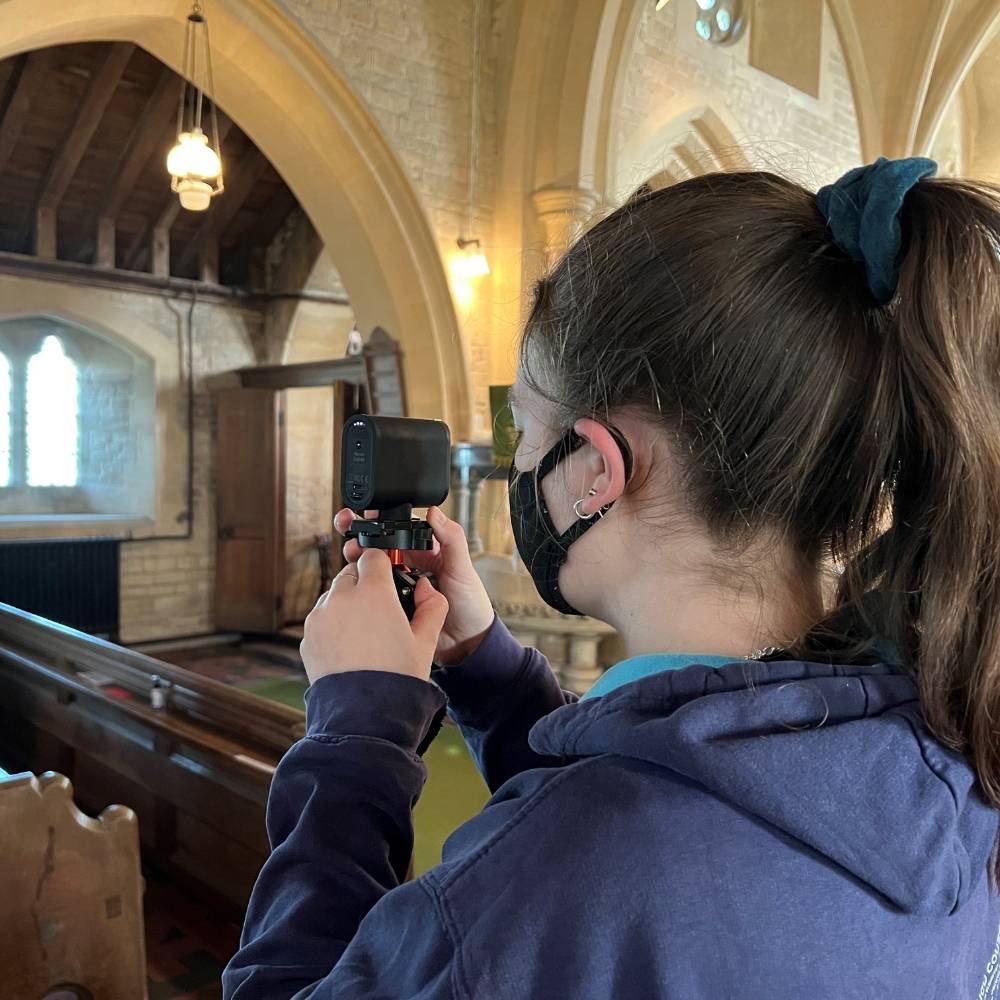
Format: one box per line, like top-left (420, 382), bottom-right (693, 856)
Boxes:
top-left (34, 43), bottom-right (135, 258)
top-left (0, 54), bottom-right (29, 129)
top-left (176, 147), bottom-right (270, 274)
top-left (0, 51), bottom-right (52, 179)
top-left (94, 66), bottom-right (179, 267)
top-left (120, 193), bottom-right (180, 274)
top-left (246, 185), bottom-right (298, 250)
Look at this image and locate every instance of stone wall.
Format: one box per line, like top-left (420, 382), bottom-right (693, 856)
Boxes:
top-left (117, 295), bottom-right (257, 643)
top-left (613, 2), bottom-right (862, 197)
top-left (80, 371), bottom-right (133, 491)
top-left (0, 273), bottom-right (268, 642)
top-left (283, 0), bottom-right (498, 430)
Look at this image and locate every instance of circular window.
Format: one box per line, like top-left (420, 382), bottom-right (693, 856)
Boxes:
top-left (694, 0), bottom-right (744, 44)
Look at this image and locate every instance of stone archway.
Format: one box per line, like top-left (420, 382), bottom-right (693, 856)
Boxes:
top-left (612, 104), bottom-right (752, 201)
top-left (827, 0), bottom-right (1000, 160)
top-left (490, 0), bottom-right (640, 384)
top-left (0, 0), bottom-right (469, 430)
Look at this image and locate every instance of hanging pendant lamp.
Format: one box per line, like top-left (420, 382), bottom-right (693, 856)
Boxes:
top-left (167, 0), bottom-right (224, 211)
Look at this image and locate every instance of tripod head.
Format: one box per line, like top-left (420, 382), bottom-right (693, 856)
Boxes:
top-left (345, 504), bottom-right (435, 552)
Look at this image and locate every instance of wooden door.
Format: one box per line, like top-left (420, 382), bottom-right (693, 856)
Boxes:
top-left (214, 388), bottom-right (286, 633)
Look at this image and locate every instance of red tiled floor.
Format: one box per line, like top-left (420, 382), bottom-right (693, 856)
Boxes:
top-left (144, 870), bottom-right (240, 1000)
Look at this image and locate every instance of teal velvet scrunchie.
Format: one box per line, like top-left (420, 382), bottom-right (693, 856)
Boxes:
top-left (816, 156), bottom-right (937, 304)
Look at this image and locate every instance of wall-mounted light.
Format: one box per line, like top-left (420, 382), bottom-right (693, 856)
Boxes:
top-left (167, 0), bottom-right (224, 211)
top-left (451, 237), bottom-right (490, 280)
top-left (694, 0), bottom-right (745, 44)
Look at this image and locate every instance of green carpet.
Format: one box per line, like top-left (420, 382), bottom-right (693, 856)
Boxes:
top-left (238, 677), bottom-right (309, 709)
top-left (239, 677), bottom-right (489, 874)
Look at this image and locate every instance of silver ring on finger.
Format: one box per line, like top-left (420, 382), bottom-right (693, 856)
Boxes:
top-left (332, 566), bottom-right (359, 587)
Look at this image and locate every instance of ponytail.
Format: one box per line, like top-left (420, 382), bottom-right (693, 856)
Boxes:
top-left (842, 178), bottom-right (1000, 877)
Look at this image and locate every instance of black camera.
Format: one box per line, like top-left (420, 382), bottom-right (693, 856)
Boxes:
top-left (341, 415), bottom-right (451, 619)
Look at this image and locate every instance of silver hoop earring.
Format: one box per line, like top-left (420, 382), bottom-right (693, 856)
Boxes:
top-left (573, 488), bottom-right (599, 520)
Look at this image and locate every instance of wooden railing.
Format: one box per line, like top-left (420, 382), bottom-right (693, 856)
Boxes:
top-left (0, 602), bottom-right (304, 750)
top-left (0, 603), bottom-right (303, 911)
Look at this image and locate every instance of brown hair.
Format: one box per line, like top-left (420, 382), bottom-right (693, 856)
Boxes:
top-left (520, 170), bottom-right (1000, 877)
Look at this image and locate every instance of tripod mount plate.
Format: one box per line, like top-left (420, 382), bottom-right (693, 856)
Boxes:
top-left (345, 517), bottom-right (434, 551)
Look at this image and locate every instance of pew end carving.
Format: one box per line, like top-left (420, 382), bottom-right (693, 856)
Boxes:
top-left (0, 769), bottom-right (147, 1000)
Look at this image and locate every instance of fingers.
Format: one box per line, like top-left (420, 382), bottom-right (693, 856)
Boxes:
top-left (330, 562), bottom-right (359, 589)
top-left (409, 576), bottom-right (449, 650)
top-left (426, 506), bottom-right (474, 578)
top-left (315, 563), bottom-right (358, 607)
top-left (356, 547), bottom-right (393, 587)
top-left (426, 506), bottom-right (466, 550)
top-left (334, 508), bottom-right (379, 535)
top-left (333, 508), bottom-right (355, 535)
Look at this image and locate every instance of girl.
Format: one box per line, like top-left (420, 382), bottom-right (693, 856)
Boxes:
top-left (223, 158), bottom-right (1000, 999)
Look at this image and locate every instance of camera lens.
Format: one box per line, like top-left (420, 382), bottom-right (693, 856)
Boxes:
top-left (354, 440), bottom-right (362, 450)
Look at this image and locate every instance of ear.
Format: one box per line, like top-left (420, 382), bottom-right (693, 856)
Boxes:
top-left (573, 417), bottom-right (629, 516)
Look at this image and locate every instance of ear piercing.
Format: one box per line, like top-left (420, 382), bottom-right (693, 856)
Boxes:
top-left (573, 487), bottom-right (599, 520)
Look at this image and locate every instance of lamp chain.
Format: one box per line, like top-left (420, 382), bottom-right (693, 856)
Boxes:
top-left (465, 0), bottom-right (483, 240)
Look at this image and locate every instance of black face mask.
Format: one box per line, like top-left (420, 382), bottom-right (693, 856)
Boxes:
top-left (508, 426), bottom-right (633, 616)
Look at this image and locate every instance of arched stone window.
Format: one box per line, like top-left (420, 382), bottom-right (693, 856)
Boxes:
top-left (0, 317), bottom-right (154, 520)
top-left (26, 335), bottom-right (80, 488)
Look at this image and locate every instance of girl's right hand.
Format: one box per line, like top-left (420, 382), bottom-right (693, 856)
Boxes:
top-left (333, 505), bottom-right (496, 666)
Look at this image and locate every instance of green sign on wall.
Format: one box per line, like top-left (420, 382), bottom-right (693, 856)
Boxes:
top-left (489, 384), bottom-right (516, 462)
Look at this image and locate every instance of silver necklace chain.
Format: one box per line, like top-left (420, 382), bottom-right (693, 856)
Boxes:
top-left (745, 645), bottom-right (780, 661)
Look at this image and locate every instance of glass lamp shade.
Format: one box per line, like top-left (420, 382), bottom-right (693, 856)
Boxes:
top-left (167, 129), bottom-right (222, 181)
top-left (176, 178), bottom-right (213, 212)
top-left (451, 244), bottom-right (490, 279)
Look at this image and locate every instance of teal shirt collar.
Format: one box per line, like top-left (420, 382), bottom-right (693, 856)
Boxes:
top-left (580, 652), bottom-right (737, 701)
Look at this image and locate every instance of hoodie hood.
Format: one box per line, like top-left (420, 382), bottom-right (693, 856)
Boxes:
top-left (528, 657), bottom-right (998, 916)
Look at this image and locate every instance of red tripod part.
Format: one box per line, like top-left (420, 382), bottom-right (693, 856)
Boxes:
top-left (388, 549), bottom-right (406, 567)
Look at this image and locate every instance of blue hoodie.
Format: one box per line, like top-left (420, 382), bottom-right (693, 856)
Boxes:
top-left (223, 616), bottom-right (1000, 999)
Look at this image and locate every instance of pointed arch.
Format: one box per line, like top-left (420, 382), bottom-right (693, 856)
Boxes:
top-left (0, 0), bottom-right (468, 430)
top-left (614, 104), bottom-right (752, 201)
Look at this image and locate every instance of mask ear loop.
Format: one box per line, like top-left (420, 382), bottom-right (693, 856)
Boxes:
top-left (607, 424), bottom-right (634, 485)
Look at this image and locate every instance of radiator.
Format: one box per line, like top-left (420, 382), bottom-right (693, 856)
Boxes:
top-left (0, 538), bottom-right (121, 638)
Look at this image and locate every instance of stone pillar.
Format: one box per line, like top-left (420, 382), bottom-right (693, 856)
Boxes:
top-left (531, 185), bottom-right (602, 267)
top-left (562, 631), bottom-right (608, 696)
top-left (537, 632), bottom-right (570, 682)
top-left (452, 442), bottom-right (506, 556)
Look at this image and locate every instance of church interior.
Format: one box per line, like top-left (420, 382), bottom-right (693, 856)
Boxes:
top-left (0, 0), bottom-right (998, 996)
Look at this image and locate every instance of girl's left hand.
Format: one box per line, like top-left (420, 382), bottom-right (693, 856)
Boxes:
top-left (300, 548), bottom-right (449, 685)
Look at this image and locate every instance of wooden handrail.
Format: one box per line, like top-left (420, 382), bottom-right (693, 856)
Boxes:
top-left (0, 603), bottom-right (305, 754)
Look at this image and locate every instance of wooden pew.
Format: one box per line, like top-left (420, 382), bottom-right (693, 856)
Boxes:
top-left (0, 769), bottom-right (147, 999)
top-left (0, 602), bottom-right (303, 913)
